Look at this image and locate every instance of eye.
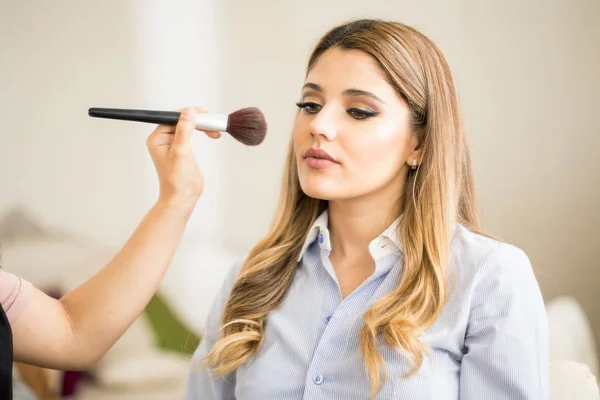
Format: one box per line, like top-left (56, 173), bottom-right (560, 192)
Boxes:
top-left (347, 108), bottom-right (378, 120)
top-left (295, 101), bottom-right (322, 115)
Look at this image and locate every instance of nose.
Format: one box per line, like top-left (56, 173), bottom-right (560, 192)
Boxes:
top-left (309, 106), bottom-right (337, 141)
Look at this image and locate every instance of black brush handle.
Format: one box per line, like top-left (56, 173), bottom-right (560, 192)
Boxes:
top-left (88, 108), bottom-right (182, 126)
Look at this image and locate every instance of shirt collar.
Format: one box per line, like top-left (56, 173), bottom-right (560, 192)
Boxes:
top-left (297, 209), bottom-right (402, 262)
top-left (298, 210), bottom-right (330, 262)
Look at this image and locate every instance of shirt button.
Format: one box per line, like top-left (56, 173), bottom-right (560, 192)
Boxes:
top-left (313, 375), bottom-right (324, 385)
top-left (325, 315), bottom-right (332, 323)
top-left (318, 233), bottom-right (324, 243)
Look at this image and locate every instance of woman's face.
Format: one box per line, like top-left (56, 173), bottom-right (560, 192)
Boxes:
top-left (293, 47), bottom-right (420, 203)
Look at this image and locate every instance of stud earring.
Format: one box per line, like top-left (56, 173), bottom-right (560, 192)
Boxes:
top-left (411, 159), bottom-right (418, 170)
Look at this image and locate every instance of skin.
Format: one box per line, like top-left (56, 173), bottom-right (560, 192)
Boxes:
top-left (11, 107), bottom-right (219, 370)
top-left (293, 47), bottom-right (422, 298)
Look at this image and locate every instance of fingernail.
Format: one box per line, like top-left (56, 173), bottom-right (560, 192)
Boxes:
top-left (182, 109), bottom-right (195, 119)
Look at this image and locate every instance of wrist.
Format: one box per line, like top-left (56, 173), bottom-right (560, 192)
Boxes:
top-left (155, 195), bottom-right (199, 216)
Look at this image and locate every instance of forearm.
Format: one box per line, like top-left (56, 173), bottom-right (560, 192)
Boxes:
top-left (59, 199), bottom-right (194, 367)
top-left (12, 107), bottom-right (207, 370)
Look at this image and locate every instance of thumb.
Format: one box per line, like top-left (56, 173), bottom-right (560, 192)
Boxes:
top-left (172, 107), bottom-right (197, 148)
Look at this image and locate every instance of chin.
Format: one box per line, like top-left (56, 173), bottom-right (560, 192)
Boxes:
top-left (298, 178), bottom-right (346, 201)
top-left (301, 188), bottom-right (333, 201)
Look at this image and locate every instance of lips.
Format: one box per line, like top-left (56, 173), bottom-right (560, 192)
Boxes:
top-left (303, 148), bottom-right (338, 163)
top-left (302, 147), bottom-right (339, 170)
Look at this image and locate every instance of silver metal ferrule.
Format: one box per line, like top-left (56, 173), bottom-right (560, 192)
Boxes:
top-left (194, 113), bottom-right (228, 132)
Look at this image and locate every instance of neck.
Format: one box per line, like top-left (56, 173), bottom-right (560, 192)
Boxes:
top-left (328, 178), bottom-right (405, 259)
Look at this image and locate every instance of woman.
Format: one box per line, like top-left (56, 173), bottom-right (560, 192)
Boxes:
top-left (0, 107), bottom-right (220, 398)
top-left (185, 19), bottom-right (548, 400)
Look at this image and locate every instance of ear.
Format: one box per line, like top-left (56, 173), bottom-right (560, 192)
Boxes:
top-left (405, 127), bottom-right (423, 169)
top-left (406, 148), bottom-right (423, 169)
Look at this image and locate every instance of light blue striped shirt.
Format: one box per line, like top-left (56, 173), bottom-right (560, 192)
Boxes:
top-left (185, 211), bottom-right (549, 399)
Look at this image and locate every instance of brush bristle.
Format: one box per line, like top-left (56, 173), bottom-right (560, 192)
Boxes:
top-left (226, 107), bottom-right (267, 146)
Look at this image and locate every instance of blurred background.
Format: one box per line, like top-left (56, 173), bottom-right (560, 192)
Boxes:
top-left (1, 0), bottom-right (598, 398)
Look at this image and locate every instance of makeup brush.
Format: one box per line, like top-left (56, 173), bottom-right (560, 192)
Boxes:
top-left (88, 107), bottom-right (267, 146)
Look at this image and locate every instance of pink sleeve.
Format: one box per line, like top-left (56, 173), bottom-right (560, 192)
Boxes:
top-left (0, 270), bottom-right (33, 324)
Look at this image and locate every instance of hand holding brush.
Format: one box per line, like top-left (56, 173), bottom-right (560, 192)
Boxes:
top-left (89, 106), bottom-right (267, 146)
top-left (7, 105), bottom-right (260, 373)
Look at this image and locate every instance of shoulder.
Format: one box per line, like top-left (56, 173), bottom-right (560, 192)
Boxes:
top-left (453, 224), bottom-right (532, 273)
top-left (212, 257), bottom-right (245, 311)
top-left (450, 225), bottom-right (545, 324)
top-left (0, 270), bottom-right (33, 323)
top-left (451, 225), bottom-right (540, 297)
top-left (451, 227), bottom-right (548, 360)
top-left (201, 258), bottom-right (245, 335)
top-left (222, 258), bottom-right (245, 292)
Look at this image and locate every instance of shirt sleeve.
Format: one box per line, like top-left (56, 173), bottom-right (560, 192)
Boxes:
top-left (0, 270), bottom-right (33, 324)
top-left (460, 244), bottom-right (549, 400)
top-left (185, 260), bottom-right (244, 400)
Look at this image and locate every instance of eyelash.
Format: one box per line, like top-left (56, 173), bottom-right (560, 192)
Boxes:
top-left (295, 102), bottom-right (378, 120)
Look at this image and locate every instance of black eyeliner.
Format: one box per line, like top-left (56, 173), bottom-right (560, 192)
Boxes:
top-left (348, 108), bottom-right (378, 116)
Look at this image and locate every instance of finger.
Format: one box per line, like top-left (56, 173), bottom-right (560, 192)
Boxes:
top-left (173, 107), bottom-right (196, 147)
top-left (154, 124), bottom-right (177, 134)
top-left (192, 106), bottom-right (208, 114)
top-left (205, 131), bottom-right (221, 139)
top-left (154, 106), bottom-right (206, 134)
top-left (175, 106), bottom-right (208, 117)
top-left (146, 131), bottom-right (175, 148)
top-left (176, 106), bottom-right (220, 139)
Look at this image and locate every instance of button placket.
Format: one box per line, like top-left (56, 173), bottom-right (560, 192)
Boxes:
top-left (303, 306), bottom-right (346, 395)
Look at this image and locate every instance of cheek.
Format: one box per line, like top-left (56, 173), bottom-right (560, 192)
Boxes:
top-left (347, 119), bottom-right (409, 171)
top-left (292, 117), bottom-right (308, 153)
top-left (373, 116), bottom-right (410, 146)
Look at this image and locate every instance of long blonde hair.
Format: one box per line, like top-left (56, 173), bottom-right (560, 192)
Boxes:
top-left (204, 19), bottom-right (482, 399)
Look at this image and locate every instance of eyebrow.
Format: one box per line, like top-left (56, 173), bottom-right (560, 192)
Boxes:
top-left (302, 82), bottom-right (386, 104)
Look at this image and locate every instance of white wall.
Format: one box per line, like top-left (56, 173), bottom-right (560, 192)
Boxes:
top-left (1, 0), bottom-right (598, 354)
top-left (456, 0), bottom-right (600, 353)
top-left (0, 1), bottom-right (147, 246)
